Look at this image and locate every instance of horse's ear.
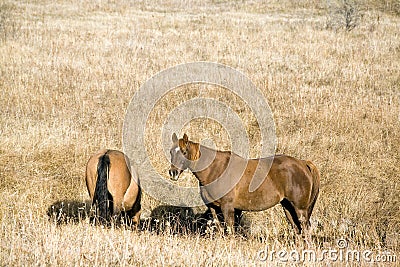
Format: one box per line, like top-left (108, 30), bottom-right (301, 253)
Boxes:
top-left (183, 133), bottom-right (189, 145)
top-left (172, 133), bottom-right (178, 143)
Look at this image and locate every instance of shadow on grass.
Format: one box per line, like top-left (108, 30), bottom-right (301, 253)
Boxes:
top-left (139, 205), bottom-right (200, 235)
top-left (46, 201), bottom-right (205, 232)
top-left (47, 200), bottom-right (91, 224)
top-left (46, 201), bottom-right (248, 237)
top-left (47, 201), bottom-right (331, 243)
top-left (139, 205), bottom-right (251, 237)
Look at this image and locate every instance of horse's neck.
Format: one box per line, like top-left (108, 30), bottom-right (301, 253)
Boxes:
top-left (189, 145), bottom-right (233, 185)
top-left (188, 144), bottom-right (211, 168)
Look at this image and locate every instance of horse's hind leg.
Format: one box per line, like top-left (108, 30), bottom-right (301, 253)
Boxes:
top-left (296, 209), bottom-right (309, 233)
top-left (293, 207), bottom-right (312, 244)
top-left (280, 198), bottom-right (301, 234)
top-left (282, 201), bottom-right (312, 245)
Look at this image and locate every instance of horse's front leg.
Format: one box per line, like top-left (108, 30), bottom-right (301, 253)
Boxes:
top-left (221, 203), bottom-right (235, 235)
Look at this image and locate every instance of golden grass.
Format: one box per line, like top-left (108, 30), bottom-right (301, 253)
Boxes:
top-left (1, 0), bottom-right (399, 265)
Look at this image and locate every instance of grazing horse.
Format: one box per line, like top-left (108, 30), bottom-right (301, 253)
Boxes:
top-left (86, 149), bottom-right (141, 226)
top-left (169, 133), bottom-right (320, 235)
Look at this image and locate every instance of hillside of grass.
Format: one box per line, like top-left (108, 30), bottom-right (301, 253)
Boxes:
top-left (0, 0), bottom-right (399, 265)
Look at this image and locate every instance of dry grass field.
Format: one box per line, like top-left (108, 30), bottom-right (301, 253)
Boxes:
top-left (1, 0), bottom-right (399, 265)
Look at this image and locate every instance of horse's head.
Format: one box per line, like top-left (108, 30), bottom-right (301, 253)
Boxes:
top-left (169, 133), bottom-right (199, 181)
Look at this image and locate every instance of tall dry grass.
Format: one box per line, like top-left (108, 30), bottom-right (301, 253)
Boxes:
top-left (1, 0), bottom-right (399, 265)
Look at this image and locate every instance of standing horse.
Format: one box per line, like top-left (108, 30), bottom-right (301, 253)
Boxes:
top-left (169, 133), bottom-right (320, 235)
top-left (86, 149), bottom-right (141, 226)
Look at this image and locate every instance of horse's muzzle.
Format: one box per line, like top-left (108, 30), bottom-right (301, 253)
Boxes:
top-left (169, 169), bottom-right (180, 181)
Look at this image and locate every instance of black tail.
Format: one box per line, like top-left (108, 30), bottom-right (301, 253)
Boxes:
top-left (93, 152), bottom-right (113, 223)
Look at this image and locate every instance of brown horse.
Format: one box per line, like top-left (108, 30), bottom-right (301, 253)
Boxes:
top-left (169, 133), bottom-right (320, 235)
top-left (86, 149), bottom-right (141, 226)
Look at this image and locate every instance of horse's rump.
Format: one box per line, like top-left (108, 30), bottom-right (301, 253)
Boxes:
top-left (85, 149), bottom-right (141, 226)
